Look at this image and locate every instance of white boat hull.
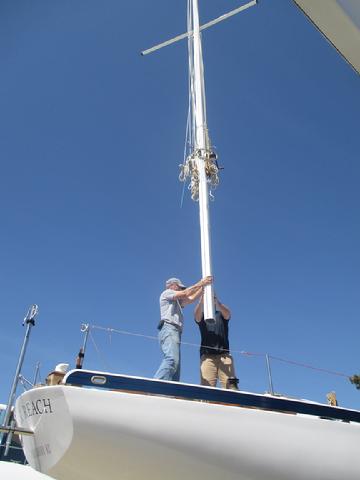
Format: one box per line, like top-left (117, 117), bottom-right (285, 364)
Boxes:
top-left (15, 382), bottom-right (360, 480)
top-left (0, 461), bottom-right (55, 480)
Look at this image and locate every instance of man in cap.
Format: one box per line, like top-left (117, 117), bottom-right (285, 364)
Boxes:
top-left (154, 275), bottom-right (212, 381)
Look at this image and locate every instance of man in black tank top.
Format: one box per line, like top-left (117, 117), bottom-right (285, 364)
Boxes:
top-left (194, 294), bottom-right (238, 389)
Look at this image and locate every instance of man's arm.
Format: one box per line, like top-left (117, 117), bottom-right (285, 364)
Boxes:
top-left (195, 294), bottom-right (230, 321)
top-left (215, 298), bottom-right (231, 320)
top-left (181, 286), bottom-right (203, 306)
top-left (194, 290), bottom-right (204, 322)
top-left (194, 297), bottom-right (204, 323)
top-left (172, 276), bottom-right (212, 301)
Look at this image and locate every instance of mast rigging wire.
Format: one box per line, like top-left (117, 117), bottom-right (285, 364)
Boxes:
top-left (89, 330), bottom-right (111, 372)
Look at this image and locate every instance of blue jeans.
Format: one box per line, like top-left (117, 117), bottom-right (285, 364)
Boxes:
top-left (154, 323), bottom-right (181, 381)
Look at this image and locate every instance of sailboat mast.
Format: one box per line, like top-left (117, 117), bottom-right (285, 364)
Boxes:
top-left (144, 3), bottom-right (259, 319)
top-left (190, 0), bottom-right (214, 320)
top-left (143, 4), bottom-right (258, 321)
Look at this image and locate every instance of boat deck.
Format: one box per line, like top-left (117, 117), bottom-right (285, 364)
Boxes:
top-left (64, 369), bottom-right (360, 424)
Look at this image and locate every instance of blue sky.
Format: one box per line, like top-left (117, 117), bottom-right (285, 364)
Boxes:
top-left (1, 0), bottom-right (359, 410)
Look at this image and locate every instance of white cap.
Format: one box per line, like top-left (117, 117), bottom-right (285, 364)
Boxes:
top-left (55, 363), bottom-right (69, 373)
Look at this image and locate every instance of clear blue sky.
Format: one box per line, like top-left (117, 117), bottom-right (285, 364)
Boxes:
top-left (1, 0), bottom-right (359, 410)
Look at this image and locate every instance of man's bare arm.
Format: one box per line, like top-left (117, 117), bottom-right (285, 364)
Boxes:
top-left (182, 286), bottom-right (203, 306)
top-left (172, 276), bottom-right (212, 301)
top-left (194, 298), bottom-right (204, 322)
top-left (216, 298), bottom-right (231, 320)
top-left (194, 289), bottom-right (204, 322)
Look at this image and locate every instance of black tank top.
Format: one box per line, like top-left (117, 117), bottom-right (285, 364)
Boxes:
top-left (197, 311), bottom-right (230, 356)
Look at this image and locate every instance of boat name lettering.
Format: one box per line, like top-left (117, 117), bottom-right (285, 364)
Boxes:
top-left (22, 398), bottom-right (53, 418)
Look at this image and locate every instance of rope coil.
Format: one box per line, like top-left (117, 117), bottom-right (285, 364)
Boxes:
top-left (179, 148), bottom-right (220, 201)
top-left (180, 1), bottom-right (220, 203)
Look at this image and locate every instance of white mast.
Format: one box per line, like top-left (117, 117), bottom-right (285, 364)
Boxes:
top-left (189, 0), bottom-right (214, 320)
top-left (142, 0), bottom-right (258, 320)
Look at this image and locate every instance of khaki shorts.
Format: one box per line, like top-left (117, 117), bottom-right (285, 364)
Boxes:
top-left (200, 353), bottom-right (237, 389)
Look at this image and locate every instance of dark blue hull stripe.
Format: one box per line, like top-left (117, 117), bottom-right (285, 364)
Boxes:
top-left (65, 370), bottom-right (360, 424)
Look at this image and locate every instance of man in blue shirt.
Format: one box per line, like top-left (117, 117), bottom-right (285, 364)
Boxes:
top-left (194, 294), bottom-right (238, 389)
top-left (154, 276), bottom-right (212, 381)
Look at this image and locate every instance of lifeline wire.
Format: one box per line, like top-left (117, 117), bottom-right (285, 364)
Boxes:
top-left (88, 324), bottom-right (351, 379)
